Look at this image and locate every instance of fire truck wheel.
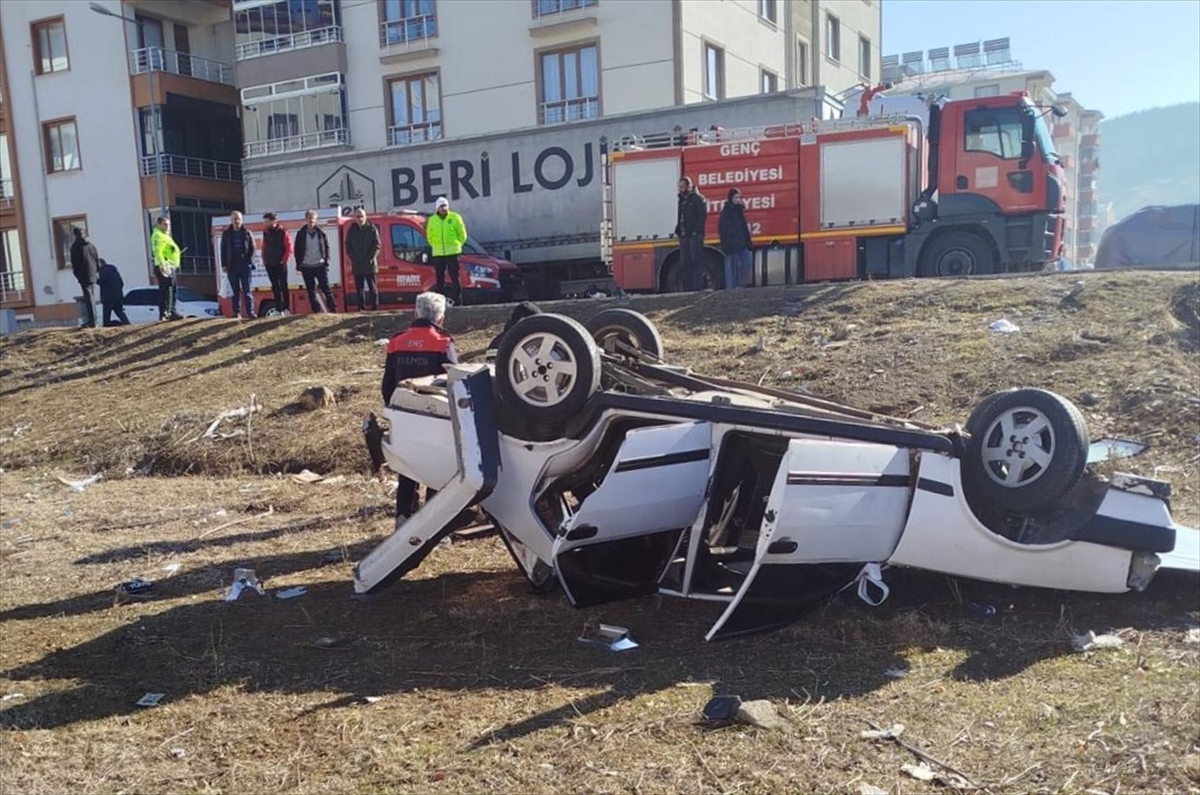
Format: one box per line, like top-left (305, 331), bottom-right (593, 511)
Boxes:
top-left (585, 309), bottom-right (664, 360)
top-left (919, 231), bottom-right (996, 278)
top-left (495, 313), bottom-right (602, 425)
top-left (962, 388), bottom-right (1089, 512)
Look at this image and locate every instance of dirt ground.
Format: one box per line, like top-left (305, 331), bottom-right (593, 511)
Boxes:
top-left (1, 271), bottom-right (1198, 794)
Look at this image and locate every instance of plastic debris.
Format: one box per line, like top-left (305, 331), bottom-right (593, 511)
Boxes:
top-left (883, 666), bottom-right (909, 679)
top-left (859, 784), bottom-right (888, 795)
top-left (136, 693), bottom-right (166, 707)
top-left (162, 563), bottom-right (181, 576)
top-left (968, 601), bottom-right (997, 618)
top-left (374, 337), bottom-right (389, 346)
top-left (702, 695), bottom-right (743, 722)
top-left (362, 696), bottom-right (382, 704)
top-left (115, 578), bottom-right (155, 596)
top-left (902, 763), bottom-right (936, 782)
top-left (1185, 628), bottom-right (1200, 644)
top-left (170, 748), bottom-right (187, 759)
top-left (225, 568), bottom-right (266, 601)
top-left (578, 623), bottom-right (638, 651)
top-left (291, 469), bottom-right (324, 484)
top-left (275, 586), bottom-right (307, 600)
top-left (989, 318), bottom-right (1020, 333)
top-left (1072, 631), bottom-right (1124, 652)
top-left (1, 693), bottom-right (25, 702)
top-left (861, 723), bottom-right (905, 741)
top-left (56, 473), bottom-right (102, 492)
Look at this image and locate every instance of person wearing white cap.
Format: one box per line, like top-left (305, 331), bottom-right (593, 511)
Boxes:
top-left (426, 196), bottom-right (468, 305)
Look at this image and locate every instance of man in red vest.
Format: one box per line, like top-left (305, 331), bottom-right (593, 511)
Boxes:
top-left (381, 291), bottom-right (458, 527)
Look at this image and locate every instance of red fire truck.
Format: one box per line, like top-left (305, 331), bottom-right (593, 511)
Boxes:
top-left (211, 208), bottom-right (524, 316)
top-left (604, 91), bottom-right (1067, 292)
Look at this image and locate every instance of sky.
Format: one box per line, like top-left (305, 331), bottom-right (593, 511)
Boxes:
top-left (881, 0), bottom-right (1200, 118)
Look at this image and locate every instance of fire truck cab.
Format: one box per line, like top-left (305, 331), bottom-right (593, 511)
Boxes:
top-left (604, 92), bottom-right (1065, 292)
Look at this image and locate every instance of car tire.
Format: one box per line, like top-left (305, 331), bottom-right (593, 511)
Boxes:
top-left (585, 308), bottom-right (665, 360)
top-left (261, 300), bottom-right (282, 317)
top-left (918, 231), bottom-right (996, 277)
top-left (963, 388), bottom-right (1089, 512)
top-left (494, 313), bottom-right (601, 426)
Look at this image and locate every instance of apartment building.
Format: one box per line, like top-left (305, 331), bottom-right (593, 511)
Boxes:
top-left (0, 0), bottom-right (243, 324)
top-left (791, 0), bottom-right (880, 102)
top-left (879, 39), bottom-right (1104, 264)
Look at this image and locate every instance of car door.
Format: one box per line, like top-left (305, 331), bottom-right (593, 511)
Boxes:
top-left (552, 421), bottom-right (712, 607)
top-left (705, 438), bottom-right (912, 641)
top-left (383, 221), bottom-right (432, 301)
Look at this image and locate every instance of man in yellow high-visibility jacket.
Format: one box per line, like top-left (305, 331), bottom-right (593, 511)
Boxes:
top-left (150, 215), bottom-right (183, 321)
top-left (426, 196), bottom-right (467, 305)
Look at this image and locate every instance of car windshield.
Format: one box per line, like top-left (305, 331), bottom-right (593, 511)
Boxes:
top-left (463, 236), bottom-right (488, 256)
top-left (176, 287), bottom-right (211, 303)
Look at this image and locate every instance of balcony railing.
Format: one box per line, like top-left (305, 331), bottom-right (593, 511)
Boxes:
top-left (236, 26), bottom-right (343, 61)
top-left (388, 122), bottom-right (442, 146)
top-left (533, 0), bottom-right (598, 17)
top-left (0, 178), bottom-right (12, 209)
top-left (142, 154), bottom-right (242, 182)
top-left (131, 46), bottom-right (234, 86)
top-left (539, 96), bottom-right (599, 125)
top-left (179, 255), bottom-right (216, 276)
top-left (0, 269), bottom-right (29, 304)
top-left (380, 15), bottom-right (437, 47)
top-left (244, 128), bottom-right (350, 158)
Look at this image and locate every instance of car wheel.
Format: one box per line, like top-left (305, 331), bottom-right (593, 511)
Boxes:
top-left (963, 388), bottom-right (1089, 512)
top-left (261, 301), bottom-right (282, 317)
top-left (585, 308), bottom-right (664, 360)
top-left (494, 313), bottom-right (601, 425)
top-left (919, 231), bottom-right (995, 277)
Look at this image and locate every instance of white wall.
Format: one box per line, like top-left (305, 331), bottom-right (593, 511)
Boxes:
top-left (817, 0), bottom-right (880, 95)
top-left (680, 0), bottom-right (787, 103)
top-left (2, 0), bottom-right (152, 308)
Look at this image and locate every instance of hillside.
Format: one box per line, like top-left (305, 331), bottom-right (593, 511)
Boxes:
top-left (1100, 102), bottom-right (1200, 222)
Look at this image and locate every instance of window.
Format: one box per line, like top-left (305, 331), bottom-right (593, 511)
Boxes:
top-left (825, 14), bottom-right (840, 62)
top-left (539, 43), bottom-right (599, 124)
top-left (0, 134), bottom-right (12, 204)
top-left (381, 0), bottom-right (437, 46)
top-left (171, 209), bottom-right (220, 275)
top-left (797, 38), bottom-right (809, 85)
top-left (859, 36), bottom-right (871, 78)
top-left (964, 106), bottom-right (1024, 160)
top-left (974, 84), bottom-right (1001, 98)
top-left (533, 0), bottom-right (597, 17)
top-left (391, 223), bottom-right (429, 261)
top-left (242, 73), bottom-right (348, 156)
top-left (389, 72), bottom-right (442, 144)
top-left (52, 216), bottom-right (87, 271)
top-left (1, 229), bottom-right (28, 299)
top-left (235, 0), bottom-right (339, 60)
top-left (760, 69), bottom-right (778, 94)
top-left (43, 118), bottom-right (81, 173)
top-left (703, 42), bottom-right (724, 101)
top-left (758, 0), bottom-right (777, 24)
top-left (33, 18), bottom-right (69, 74)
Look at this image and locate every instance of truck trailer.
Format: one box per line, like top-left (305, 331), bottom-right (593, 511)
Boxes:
top-left (605, 90), bottom-right (1068, 292)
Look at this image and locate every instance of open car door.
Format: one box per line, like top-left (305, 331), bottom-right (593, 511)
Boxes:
top-left (705, 438), bottom-right (913, 640)
top-left (553, 421), bottom-right (712, 607)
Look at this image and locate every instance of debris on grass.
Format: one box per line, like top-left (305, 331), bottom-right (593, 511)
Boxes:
top-left (1, 693), bottom-right (25, 702)
top-left (1072, 630), bottom-right (1125, 652)
top-left (225, 567), bottom-right (266, 601)
top-left (56, 473), bottom-right (102, 492)
top-left (292, 469), bottom-right (325, 484)
top-left (861, 723), bottom-right (905, 741)
top-left (202, 395), bottom-right (260, 440)
top-left (578, 623), bottom-right (637, 651)
top-left (901, 762), bottom-right (936, 782)
top-left (1184, 627), bottom-right (1200, 644)
top-left (135, 693), bottom-right (166, 707)
top-left (990, 318), bottom-right (1020, 333)
top-left (115, 578), bottom-right (155, 596)
top-left (275, 586), bottom-right (307, 600)
top-left (883, 666), bottom-right (909, 679)
top-left (162, 563), bottom-right (181, 577)
top-left (297, 386), bottom-right (336, 411)
top-left (702, 695), bottom-right (742, 722)
top-left (735, 699), bottom-right (792, 732)
top-left (858, 784), bottom-right (888, 795)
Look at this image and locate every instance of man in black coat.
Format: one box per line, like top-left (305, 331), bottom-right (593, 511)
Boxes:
top-left (674, 177), bottom-right (708, 291)
top-left (69, 227), bottom-right (100, 328)
top-left (96, 259), bottom-right (130, 326)
top-left (718, 188), bottom-right (753, 289)
top-left (220, 210), bottom-right (256, 319)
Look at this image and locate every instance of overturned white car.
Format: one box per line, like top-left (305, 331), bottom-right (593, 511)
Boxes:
top-left (357, 310), bottom-right (1199, 640)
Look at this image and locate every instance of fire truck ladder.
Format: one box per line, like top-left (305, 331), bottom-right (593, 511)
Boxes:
top-left (611, 114), bottom-right (921, 153)
top-left (599, 145), bottom-right (614, 268)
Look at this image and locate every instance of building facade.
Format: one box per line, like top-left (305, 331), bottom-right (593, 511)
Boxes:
top-left (0, 0), bottom-right (243, 324)
top-left (879, 40), bottom-right (1104, 265)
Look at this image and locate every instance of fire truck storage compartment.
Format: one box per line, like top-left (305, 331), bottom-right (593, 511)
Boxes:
top-left (686, 138), bottom-right (801, 242)
top-left (861, 235), bottom-right (907, 278)
top-left (819, 136), bottom-right (909, 229)
top-left (612, 248), bottom-right (656, 291)
top-left (753, 245), bottom-right (802, 286)
top-left (804, 237), bottom-right (857, 281)
top-left (612, 155), bottom-right (681, 242)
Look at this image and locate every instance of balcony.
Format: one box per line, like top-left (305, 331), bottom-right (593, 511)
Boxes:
top-left (388, 122), bottom-right (442, 147)
top-left (1051, 122), bottom-right (1074, 140)
top-left (533, 0), bottom-right (598, 17)
top-left (0, 269), bottom-right (29, 305)
top-left (142, 154), bottom-right (242, 182)
top-left (539, 96), bottom-right (599, 125)
top-left (244, 128), bottom-right (350, 159)
top-left (132, 46), bottom-right (234, 86)
top-left (1081, 134), bottom-right (1099, 149)
top-left (380, 15), bottom-right (437, 48)
top-left (237, 26), bottom-right (343, 61)
top-left (0, 178), bottom-right (13, 210)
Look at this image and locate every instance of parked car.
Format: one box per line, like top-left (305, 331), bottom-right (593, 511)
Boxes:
top-left (355, 310), bottom-right (1198, 641)
top-left (123, 287), bottom-right (221, 324)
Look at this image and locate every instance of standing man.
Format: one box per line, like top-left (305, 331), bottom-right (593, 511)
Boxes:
top-left (261, 212), bottom-right (293, 316)
top-left (150, 216), bottom-right (183, 321)
top-left (674, 177), bottom-right (708, 292)
top-left (345, 208), bottom-right (380, 312)
top-left (220, 210), bottom-right (256, 319)
top-left (380, 291), bottom-right (458, 528)
top-left (69, 227), bottom-right (99, 328)
top-left (427, 196), bottom-right (467, 306)
top-left (718, 188), bottom-right (753, 289)
top-left (96, 258), bottom-right (131, 326)
top-left (294, 209), bottom-right (337, 313)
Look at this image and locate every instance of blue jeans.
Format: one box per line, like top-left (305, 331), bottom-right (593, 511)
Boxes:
top-left (723, 249), bottom-right (753, 288)
top-left (227, 267), bottom-right (253, 317)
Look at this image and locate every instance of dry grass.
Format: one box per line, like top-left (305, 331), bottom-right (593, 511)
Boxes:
top-left (1, 270), bottom-right (1199, 794)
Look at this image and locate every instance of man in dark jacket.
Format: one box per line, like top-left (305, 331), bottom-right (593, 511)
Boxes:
top-left (718, 188), bottom-right (753, 289)
top-left (96, 259), bottom-right (130, 326)
top-left (294, 209), bottom-right (337, 313)
top-left (382, 291), bottom-right (458, 527)
top-left (345, 208), bottom-right (380, 311)
top-left (261, 211), bottom-right (293, 315)
top-left (674, 177), bottom-right (708, 291)
top-left (220, 210), bottom-right (256, 319)
top-left (69, 227), bottom-right (100, 328)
